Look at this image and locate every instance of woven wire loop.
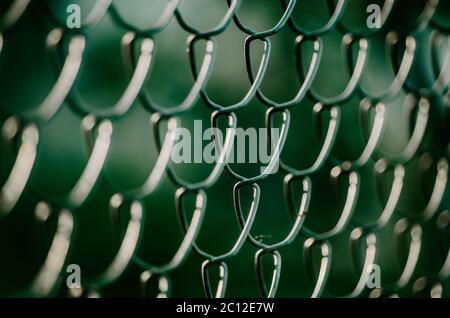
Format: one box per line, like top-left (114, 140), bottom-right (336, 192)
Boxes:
top-left (0, 0), bottom-right (449, 298)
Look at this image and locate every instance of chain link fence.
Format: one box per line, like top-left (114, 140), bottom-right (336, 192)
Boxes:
top-left (0, 0), bottom-right (449, 298)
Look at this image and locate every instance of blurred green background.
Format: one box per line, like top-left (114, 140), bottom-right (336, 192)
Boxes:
top-left (0, 0), bottom-right (449, 297)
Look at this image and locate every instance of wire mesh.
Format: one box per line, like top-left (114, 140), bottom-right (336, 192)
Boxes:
top-left (0, 0), bottom-right (449, 298)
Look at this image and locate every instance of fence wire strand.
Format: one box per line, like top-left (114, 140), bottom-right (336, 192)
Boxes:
top-left (0, 0), bottom-right (449, 298)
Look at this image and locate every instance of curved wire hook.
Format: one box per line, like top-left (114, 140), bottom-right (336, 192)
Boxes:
top-left (139, 36), bottom-right (216, 116)
top-left (199, 37), bottom-right (271, 112)
top-left (284, 0), bottom-right (347, 37)
top-left (85, 195), bottom-right (144, 289)
top-left (81, 0), bottom-right (112, 31)
top-left (352, 162), bottom-right (405, 231)
top-left (246, 176), bottom-right (310, 298)
top-left (247, 35), bottom-right (321, 109)
top-left (120, 188), bottom-right (206, 274)
top-left (369, 220), bottom-right (423, 297)
top-left (356, 34), bottom-right (416, 102)
top-left (400, 33), bottom-right (448, 97)
top-left (303, 238), bottom-right (332, 298)
top-left (177, 182), bottom-right (259, 274)
top-left (26, 115), bottom-right (112, 210)
top-left (175, 183), bottom-right (257, 298)
top-left (84, 114), bottom-right (176, 199)
top-left (109, 0), bottom-right (179, 36)
top-left (281, 104), bottom-right (341, 176)
top-left (235, 176), bottom-right (311, 251)
top-left (123, 115), bottom-right (177, 199)
top-left (313, 229), bottom-right (378, 298)
top-left (158, 111), bottom-right (236, 191)
top-left (393, 219), bottom-right (423, 290)
top-left (374, 94), bottom-right (430, 164)
top-left (430, 1), bottom-right (450, 33)
top-left (5, 202), bottom-right (75, 297)
top-left (255, 249), bottom-right (281, 298)
top-left (29, 204), bottom-right (74, 297)
top-left (232, 0), bottom-right (296, 37)
top-left (68, 33), bottom-right (154, 119)
top-left (345, 229), bottom-right (377, 298)
top-left (411, 210), bottom-right (450, 298)
top-left (67, 116), bottom-right (113, 208)
top-left (220, 1), bottom-right (297, 110)
top-left (301, 35), bottom-right (368, 106)
top-left (176, 184), bottom-right (260, 296)
top-left (222, 108), bottom-right (290, 184)
top-left (0, 0), bottom-right (30, 31)
top-left (0, 117), bottom-right (38, 218)
top-left (399, 0), bottom-right (440, 34)
top-left (317, 99), bottom-right (385, 170)
top-left (413, 157), bottom-right (448, 223)
top-left (29, 29), bottom-right (85, 124)
top-left (436, 210), bottom-right (450, 282)
top-left (430, 31), bottom-right (450, 94)
top-left (1, 29), bottom-right (85, 124)
top-left (302, 168), bottom-right (360, 241)
top-left (175, 0), bottom-right (240, 38)
top-left (201, 260), bottom-right (228, 298)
